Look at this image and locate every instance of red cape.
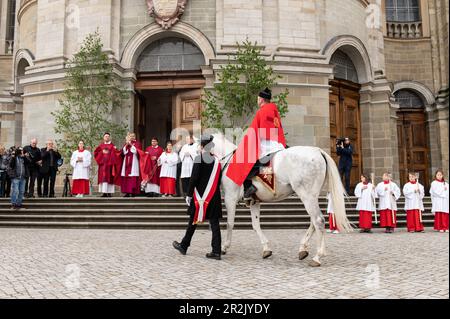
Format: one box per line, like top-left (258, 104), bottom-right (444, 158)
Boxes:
top-left (142, 146), bottom-right (164, 184)
top-left (226, 103), bottom-right (286, 186)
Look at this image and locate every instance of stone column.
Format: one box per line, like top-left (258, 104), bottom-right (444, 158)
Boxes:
top-left (360, 78), bottom-right (398, 184)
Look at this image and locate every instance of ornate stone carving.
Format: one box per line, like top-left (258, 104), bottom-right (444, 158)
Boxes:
top-left (147, 0), bottom-right (187, 30)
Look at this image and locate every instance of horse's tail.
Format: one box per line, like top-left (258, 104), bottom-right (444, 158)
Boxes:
top-left (320, 149), bottom-right (353, 233)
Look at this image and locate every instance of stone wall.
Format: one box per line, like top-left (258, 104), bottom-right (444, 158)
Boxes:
top-left (384, 38), bottom-right (435, 92)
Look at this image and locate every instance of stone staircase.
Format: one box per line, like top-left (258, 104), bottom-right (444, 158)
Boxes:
top-left (0, 196), bottom-right (434, 229)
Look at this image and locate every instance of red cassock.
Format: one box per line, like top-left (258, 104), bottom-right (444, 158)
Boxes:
top-left (434, 212), bottom-right (449, 231)
top-left (94, 142), bottom-right (118, 185)
top-left (328, 213), bottom-right (338, 231)
top-left (143, 146), bottom-right (164, 184)
top-left (226, 102), bottom-right (286, 186)
top-left (379, 209), bottom-right (397, 228)
top-left (406, 209), bottom-right (424, 232)
top-left (359, 210), bottom-right (373, 229)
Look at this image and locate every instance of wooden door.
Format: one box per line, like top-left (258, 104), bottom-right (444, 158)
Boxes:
top-left (172, 89), bottom-right (202, 142)
top-left (397, 110), bottom-right (430, 191)
top-left (134, 91), bottom-right (146, 146)
top-left (329, 79), bottom-right (362, 191)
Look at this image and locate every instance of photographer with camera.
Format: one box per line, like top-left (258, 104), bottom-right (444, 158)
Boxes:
top-left (6, 146), bottom-right (31, 209)
top-left (23, 138), bottom-right (42, 198)
top-left (40, 140), bottom-right (62, 198)
top-left (336, 137), bottom-right (353, 195)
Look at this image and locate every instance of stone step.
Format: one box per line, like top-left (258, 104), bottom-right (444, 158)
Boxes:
top-left (0, 219), bottom-right (433, 229)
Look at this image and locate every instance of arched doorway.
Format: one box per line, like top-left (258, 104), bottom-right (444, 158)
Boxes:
top-left (329, 49), bottom-right (362, 192)
top-left (395, 89), bottom-right (431, 191)
top-left (133, 37), bottom-right (206, 146)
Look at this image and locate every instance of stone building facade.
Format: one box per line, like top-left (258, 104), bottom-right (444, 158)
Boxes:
top-left (0, 0), bottom-right (448, 190)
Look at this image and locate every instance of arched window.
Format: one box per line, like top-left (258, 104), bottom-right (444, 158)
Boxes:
top-left (137, 37), bottom-right (205, 72)
top-left (386, 0), bottom-right (420, 22)
top-left (394, 89), bottom-right (423, 108)
top-left (330, 50), bottom-right (359, 83)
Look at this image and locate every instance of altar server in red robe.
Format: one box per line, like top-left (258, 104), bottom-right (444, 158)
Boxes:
top-left (355, 174), bottom-right (377, 233)
top-left (375, 172), bottom-right (401, 233)
top-left (94, 133), bottom-right (118, 197)
top-left (143, 137), bottom-right (164, 197)
top-left (226, 88), bottom-right (286, 199)
top-left (403, 172), bottom-right (425, 232)
top-left (430, 169), bottom-right (449, 232)
top-left (120, 132), bottom-right (142, 197)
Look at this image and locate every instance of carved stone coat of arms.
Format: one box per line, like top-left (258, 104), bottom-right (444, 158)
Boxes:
top-left (147, 0), bottom-right (187, 29)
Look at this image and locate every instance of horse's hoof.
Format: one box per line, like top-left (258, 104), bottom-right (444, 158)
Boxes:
top-left (298, 251), bottom-right (309, 260)
top-left (308, 260), bottom-right (321, 267)
top-left (262, 250), bottom-right (273, 259)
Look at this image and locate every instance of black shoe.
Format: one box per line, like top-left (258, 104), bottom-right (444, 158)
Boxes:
top-left (244, 185), bottom-right (257, 198)
top-left (123, 194), bottom-right (131, 198)
top-left (108, 194), bottom-right (112, 197)
top-left (172, 241), bottom-right (187, 255)
top-left (101, 193), bottom-right (107, 198)
top-left (206, 252), bottom-right (221, 260)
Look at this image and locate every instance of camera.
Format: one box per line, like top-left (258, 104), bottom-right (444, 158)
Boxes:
top-left (336, 137), bottom-right (345, 147)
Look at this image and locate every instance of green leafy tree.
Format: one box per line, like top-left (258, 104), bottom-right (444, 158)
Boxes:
top-left (202, 40), bottom-right (289, 133)
top-left (52, 31), bottom-right (128, 170)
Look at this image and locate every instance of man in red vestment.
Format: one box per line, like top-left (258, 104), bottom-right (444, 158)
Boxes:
top-left (143, 137), bottom-right (164, 197)
top-left (120, 133), bottom-right (143, 197)
top-left (94, 133), bottom-right (118, 197)
top-left (226, 88), bottom-right (286, 198)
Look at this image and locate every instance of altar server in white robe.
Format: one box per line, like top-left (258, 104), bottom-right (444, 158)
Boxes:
top-left (179, 135), bottom-right (199, 196)
top-left (355, 174), bottom-right (377, 233)
top-left (403, 172), bottom-right (425, 232)
top-left (158, 141), bottom-right (179, 196)
top-left (376, 172), bottom-right (401, 233)
top-left (430, 169), bottom-right (449, 232)
top-left (70, 141), bottom-right (92, 197)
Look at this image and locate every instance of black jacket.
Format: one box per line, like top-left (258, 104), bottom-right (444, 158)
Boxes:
top-left (336, 144), bottom-right (353, 169)
top-left (23, 145), bottom-right (42, 170)
top-left (7, 155), bottom-right (30, 179)
top-left (39, 148), bottom-right (61, 174)
top-left (187, 152), bottom-right (223, 220)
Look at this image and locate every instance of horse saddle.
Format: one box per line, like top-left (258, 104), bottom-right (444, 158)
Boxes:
top-left (254, 151), bottom-right (280, 194)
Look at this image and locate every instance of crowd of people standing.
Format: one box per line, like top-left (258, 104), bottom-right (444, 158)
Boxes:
top-left (327, 170), bottom-right (449, 234)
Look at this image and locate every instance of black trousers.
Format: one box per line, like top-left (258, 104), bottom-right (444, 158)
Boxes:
top-left (0, 171), bottom-right (7, 197)
top-left (181, 216), bottom-right (221, 254)
top-left (339, 165), bottom-right (352, 195)
top-left (42, 167), bottom-right (57, 197)
top-left (181, 178), bottom-right (190, 196)
top-left (25, 168), bottom-right (39, 196)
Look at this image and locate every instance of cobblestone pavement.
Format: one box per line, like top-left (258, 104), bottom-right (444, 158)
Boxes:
top-left (0, 227), bottom-right (448, 299)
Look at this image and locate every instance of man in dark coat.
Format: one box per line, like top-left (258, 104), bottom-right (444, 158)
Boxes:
top-left (173, 135), bottom-right (223, 260)
top-left (336, 137), bottom-right (353, 194)
top-left (39, 139), bottom-right (62, 198)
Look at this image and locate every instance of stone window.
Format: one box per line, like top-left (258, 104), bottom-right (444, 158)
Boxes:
top-left (394, 89), bottom-right (423, 108)
top-left (137, 38), bottom-right (205, 72)
top-left (386, 0), bottom-right (421, 22)
top-left (6, 0), bottom-right (16, 40)
top-left (330, 50), bottom-right (359, 83)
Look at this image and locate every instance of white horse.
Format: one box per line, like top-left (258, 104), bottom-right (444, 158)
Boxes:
top-left (212, 133), bottom-right (353, 267)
